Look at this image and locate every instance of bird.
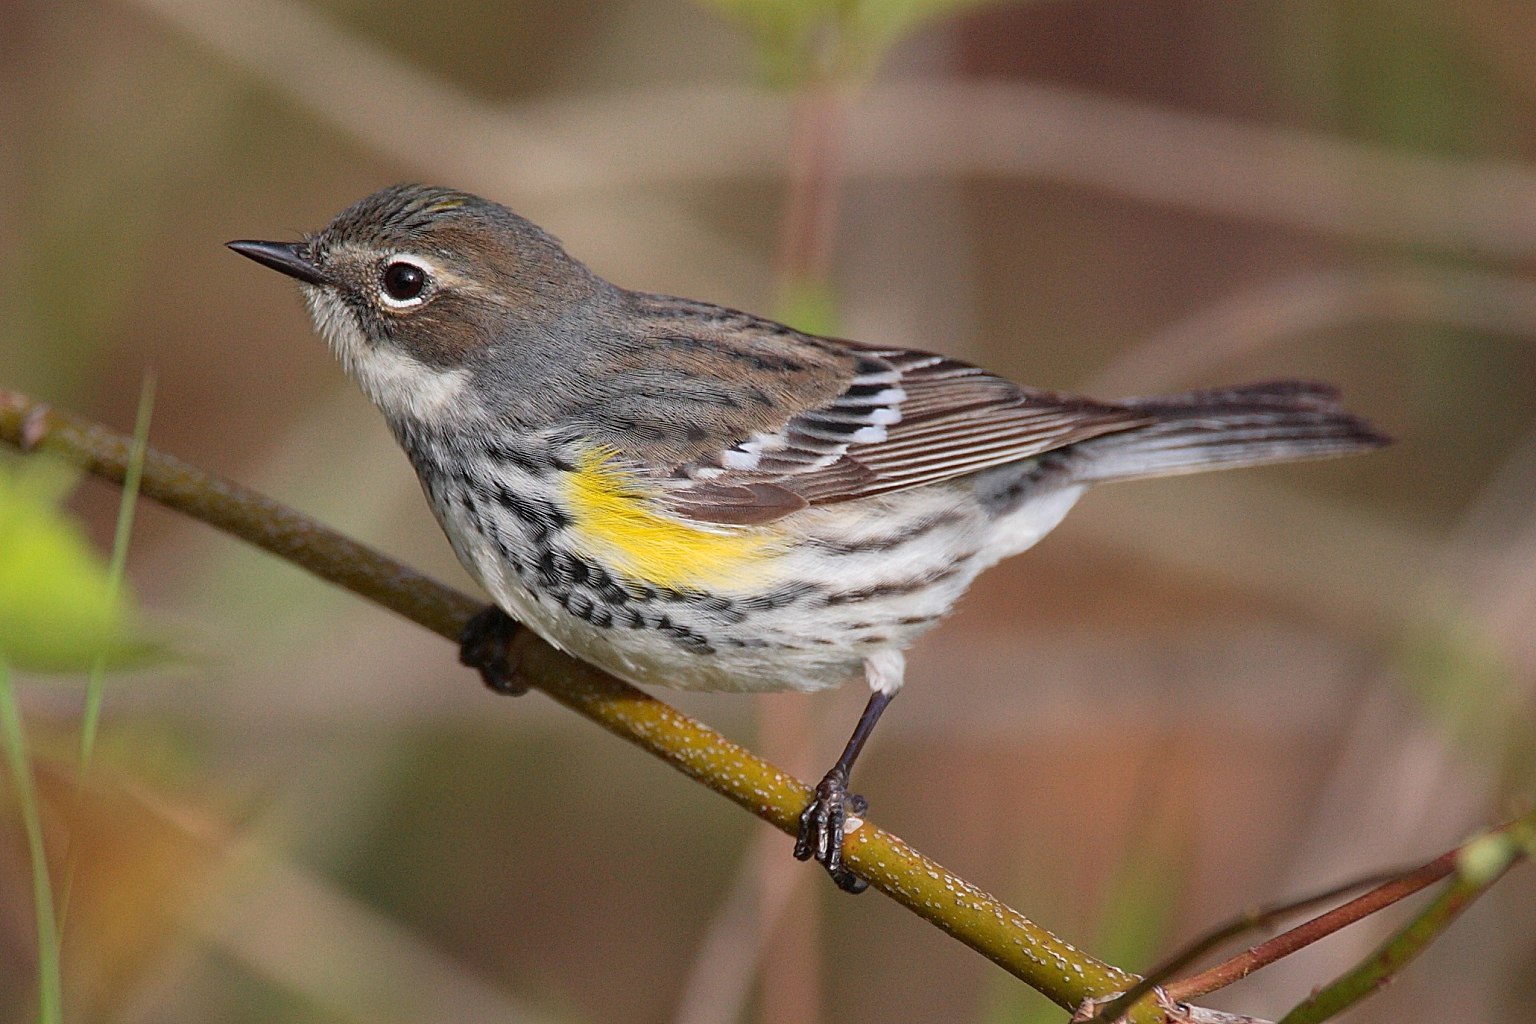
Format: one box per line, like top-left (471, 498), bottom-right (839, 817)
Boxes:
top-left (229, 184), bottom-right (1387, 892)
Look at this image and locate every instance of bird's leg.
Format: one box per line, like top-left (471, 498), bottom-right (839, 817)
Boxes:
top-left (795, 650), bottom-right (904, 893)
top-left (459, 605), bottom-right (526, 695)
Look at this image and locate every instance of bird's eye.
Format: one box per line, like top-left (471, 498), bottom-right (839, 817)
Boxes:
top-left (380, 259), bottom-right (429, 306)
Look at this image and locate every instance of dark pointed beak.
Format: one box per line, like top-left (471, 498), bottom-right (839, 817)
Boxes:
top-left (226, 239), bottom-right (329, 286)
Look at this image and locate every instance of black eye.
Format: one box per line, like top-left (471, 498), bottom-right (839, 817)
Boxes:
top-left (382, 260), bottom-right (427, 302)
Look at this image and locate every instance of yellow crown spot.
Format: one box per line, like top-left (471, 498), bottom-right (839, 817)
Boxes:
top-left (564, 449), bottom-right (778, 592)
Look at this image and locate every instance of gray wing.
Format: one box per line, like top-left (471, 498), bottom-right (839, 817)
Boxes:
top-left (666, 346), bottom-right (1151, 525)
top-left (589, 297), bottom-right (1382, 525)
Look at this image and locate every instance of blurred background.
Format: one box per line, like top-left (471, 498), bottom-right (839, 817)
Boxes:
top-left (3, 0), bottom-right (1535, 1021)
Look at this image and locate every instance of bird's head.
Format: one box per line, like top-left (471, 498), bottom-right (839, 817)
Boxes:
top-left (229, 184), bottom-right (603, 425)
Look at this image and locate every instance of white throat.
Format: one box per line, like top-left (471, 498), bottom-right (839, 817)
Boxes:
top-left (303, 287), bottom-right (477, 425)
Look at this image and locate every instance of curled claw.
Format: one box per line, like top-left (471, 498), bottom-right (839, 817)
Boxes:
top-left (459, 605), bottom-right (526, 695)
top-left (794, 770), bottom-right (869, 894)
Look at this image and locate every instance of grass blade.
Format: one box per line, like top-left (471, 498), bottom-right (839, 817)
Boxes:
top-left (78, 373), bottom-right (155, 773)
top-left (0, 659), bottom-right (62, 1023)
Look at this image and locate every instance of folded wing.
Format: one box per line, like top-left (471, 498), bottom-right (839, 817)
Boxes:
top-left (668, 346), bottom-right (1151, 525)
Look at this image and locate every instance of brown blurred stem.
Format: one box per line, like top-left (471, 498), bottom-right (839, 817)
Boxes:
top-left (777, 83), bottom-right (845, 290)
top-left (1078, 867), bottom-right (1408, 1024)
top-left (1165, 810), bottom-right (1535, 1004)
top-left (0, 388), bottom-right (1143, 1017)
top-left (1275, 816), bottom-right (1531, 1024)
top-left (761, 73), bottom-right (848, 1024)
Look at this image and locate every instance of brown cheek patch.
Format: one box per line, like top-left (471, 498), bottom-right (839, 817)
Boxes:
top-left (397, 292), bottom-right (496, 368)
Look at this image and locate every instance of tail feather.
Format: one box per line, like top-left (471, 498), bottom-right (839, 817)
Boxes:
top-left (1126, 379), bottom-right (1346, 414)
top-left (1069, 380), bottom-right (1389, 484)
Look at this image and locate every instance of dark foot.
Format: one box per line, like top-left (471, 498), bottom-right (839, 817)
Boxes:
top-left (794, 770), bottom-right (870, 894)
top-left (459, 606), bottom-right (526, 695)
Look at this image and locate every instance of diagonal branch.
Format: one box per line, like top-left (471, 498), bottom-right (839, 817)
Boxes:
top-left (1077, 867), bottom-right (1410, 1024)
top-left (1165, 810), bottom-right (1536, 1004)
top-left (0, 387), bottom-right (1139, 1016)
top-left (1274, 819), bottom-right (1532, 1024)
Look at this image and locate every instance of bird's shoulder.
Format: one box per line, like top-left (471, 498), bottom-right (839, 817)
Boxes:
top-left (573, 291), bottom-right (856, 461)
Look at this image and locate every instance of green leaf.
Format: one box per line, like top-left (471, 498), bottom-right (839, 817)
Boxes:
top-left (776, 275), bottom-right (840, 336)
top-left (699, 0), bottom-right (1026, 85)
top-left (0, 453), bottom-right (157, 673)
top-left (845, 0), bottom-right (1012, 71)
top-left (696, 0), bottom-right (830, 84)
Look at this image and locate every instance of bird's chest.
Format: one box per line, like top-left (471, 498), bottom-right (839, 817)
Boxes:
top-left (402, 436), bottom-right (840, 689)
top-left (409, 446), bottom-right (580, 617)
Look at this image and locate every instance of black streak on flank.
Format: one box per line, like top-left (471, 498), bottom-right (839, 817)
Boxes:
top-left (481, 438), bottom-right (555, 476)
top-left (739, 582), bottom-right (818, 611)
top-left (820, 567), bottom-right (959, 607)
top-left (587, 563), bottom-right (639, 606)
top-left (807, 511), bottom-right (963, 555)
top-left (535, 549), bottom-right (561, 588)
top-left (653, 614), bottom-right (715, 654)
top-left (564, 590), bottom-right (596, 619)
top-left (492, 484), bottom-right (572, 542)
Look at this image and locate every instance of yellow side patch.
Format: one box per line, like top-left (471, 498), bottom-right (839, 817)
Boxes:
top-left (563, 448), bottom-right (779, 592)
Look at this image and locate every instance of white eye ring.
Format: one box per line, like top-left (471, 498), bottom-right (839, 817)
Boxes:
top-left (378, 254), bottom-right (435, 308)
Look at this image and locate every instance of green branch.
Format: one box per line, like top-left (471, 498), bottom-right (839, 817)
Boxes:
top-left (0, 387), bottom-right (1140, 1016)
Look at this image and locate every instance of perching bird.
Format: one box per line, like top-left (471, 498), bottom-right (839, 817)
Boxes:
top-left (230, 184), bottom-right (1387, 892)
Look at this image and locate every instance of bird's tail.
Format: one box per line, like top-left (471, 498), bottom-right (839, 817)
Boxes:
top-left (1067, 381), bottom-right (1389, 484)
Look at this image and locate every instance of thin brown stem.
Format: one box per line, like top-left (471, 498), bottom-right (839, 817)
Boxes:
top-left (1278, 871), bottom-right (1503, 1023)
top-left (1079, 868), bottom-right (1409, 1024)
top-left (758, 69), bottom-right (852, 1024)
top-left (1275, 816), bottom-right (1532, 1024)
top-left (1164, 820), bottom-right (1527, 1002)
top-left (776, 84), bottom-right (845, 291)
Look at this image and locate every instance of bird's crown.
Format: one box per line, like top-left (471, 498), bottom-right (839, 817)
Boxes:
top-left (314, 184), bottom-right (506, 251)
